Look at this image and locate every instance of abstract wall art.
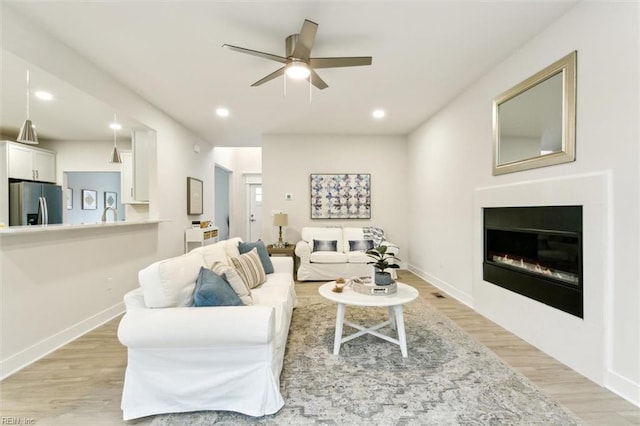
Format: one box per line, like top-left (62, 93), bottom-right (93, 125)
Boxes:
top-left (310, 173), bottom-right (371, 219)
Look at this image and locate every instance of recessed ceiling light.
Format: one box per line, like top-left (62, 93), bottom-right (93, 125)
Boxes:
top-left (372, 109), bottom-right (385, 119)
top-left (216, 107), bottom-right (230, 118)
top-left (35, 91), bottom-right (53, 101)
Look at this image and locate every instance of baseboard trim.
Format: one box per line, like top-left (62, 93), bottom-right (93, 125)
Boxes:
top-left (0, 302), bottom-right (125, 380)
top-left (407, 264), bottom-right (474, 307)
top-left (607, 369), bottom-right (640, 408)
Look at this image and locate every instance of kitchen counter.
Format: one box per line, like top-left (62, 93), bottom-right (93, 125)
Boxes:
top-left (0, 219), bottom-right (165, 236)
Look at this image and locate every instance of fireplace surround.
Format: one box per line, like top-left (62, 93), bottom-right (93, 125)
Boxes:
top-left (483, 206), bottom-right (583, 318)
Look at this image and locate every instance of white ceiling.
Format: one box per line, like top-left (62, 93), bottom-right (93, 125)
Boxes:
top-left (1, 1), bottom-right (578, 147)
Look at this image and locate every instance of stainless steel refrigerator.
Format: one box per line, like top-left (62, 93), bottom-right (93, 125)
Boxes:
top-left (9, 181), bottom-right (63, 226)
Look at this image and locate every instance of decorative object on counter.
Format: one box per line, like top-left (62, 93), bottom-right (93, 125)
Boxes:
top-left (332, 277), bottom-right (347, 293)
top-left (273, 213), bottom-right (288, 248)
top-left (310, 173), bottom-right (371, 219)
top-left (187, 177), bottom-right (203, 215)
top-left (81, 189), bottom-right (97, 210)
top-left (366, 245), bottom-right (400, 285)
top-left (109, 113), bottom-right (122, 163)
top-left (104, 191), bottom-right (117, 208)
top-left (17, 69), bottom-right (39, 145)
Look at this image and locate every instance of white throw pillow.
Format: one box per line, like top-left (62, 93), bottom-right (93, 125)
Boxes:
top-left (201, 240), bottom-right (230, 267)
top-left (139, 250), bottom-right (206, 308)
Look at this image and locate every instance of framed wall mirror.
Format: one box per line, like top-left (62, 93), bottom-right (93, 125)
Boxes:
top-left (492, 51), bottom-right (576, 175)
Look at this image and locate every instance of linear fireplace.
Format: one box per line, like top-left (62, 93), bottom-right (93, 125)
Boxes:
top-left (483, 206), bottom-right (583, 318)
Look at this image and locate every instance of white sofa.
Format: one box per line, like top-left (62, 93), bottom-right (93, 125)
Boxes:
top-left (294, 226), bottom-right (399, 281)
top-left (117, 238), bottom-right (296, 420)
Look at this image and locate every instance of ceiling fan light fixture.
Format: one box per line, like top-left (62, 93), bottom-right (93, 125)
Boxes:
top-left (285, 61), bottom-right (310, 80)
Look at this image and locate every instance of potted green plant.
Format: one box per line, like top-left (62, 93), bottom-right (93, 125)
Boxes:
top-left (366, 245), bottom-right (400, 285)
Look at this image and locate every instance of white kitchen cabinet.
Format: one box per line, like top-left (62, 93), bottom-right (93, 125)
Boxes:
top-left (120, 150), bottom-right (148, 205)
top-left (6, 142), bottom-right (56, 183)
top-left (132, 130), bottom-right (150, 202)
top-left (120, 151), bottom-right (135, 204)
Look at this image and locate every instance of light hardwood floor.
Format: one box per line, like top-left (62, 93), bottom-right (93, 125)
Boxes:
top-left (1, 271), bottom-right (638, 425)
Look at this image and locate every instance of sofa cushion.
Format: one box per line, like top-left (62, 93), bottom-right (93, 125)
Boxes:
top-left (199, 240), bottom-right (231, 267)
top-left (309, 251), bottom-right (348, 264)
top-left (193, 267), bottom-right (243, 307)
top-left (313, 239), bottom-right (338, 252)
top-left (211, 261), bottom-right (254, 305)
top-left (348, 239), bottom-right (375, 252)
top-left (230, 248), bottom-right (267, 289)
top-left (239, 240), bottom-right (274, 274)
top-left (347, 251), bottom-right (371, 264)
top-left (225, 237), bottom-right (243, 259)
top-left (139, 250), bottom-right (206, 308)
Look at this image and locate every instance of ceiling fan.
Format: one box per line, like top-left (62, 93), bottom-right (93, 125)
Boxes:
top-left (222, 19), bottom-right (372, 90)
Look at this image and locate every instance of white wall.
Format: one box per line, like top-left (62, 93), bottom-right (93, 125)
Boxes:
top-left (1, 8), bottom-right (216, 377)
top-left (407, 2), bottom-right (639, 405)
top-left (262, 134), bottom-right (409, 262)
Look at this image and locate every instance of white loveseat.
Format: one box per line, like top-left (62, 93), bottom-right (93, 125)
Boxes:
top-left (117, 238), bottom-right (296, 420)
top-left (294, 226), bottom-right (399, 281)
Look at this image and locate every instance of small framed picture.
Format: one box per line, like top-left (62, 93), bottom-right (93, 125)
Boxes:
top-left (81, 189), bottom-right (97, 210)
top-left (66, 188), bottom-right (73, 210)
top-left (104, 191), bottom-right (117, 209)
top-left (187, 177), bottom-right (203, 215)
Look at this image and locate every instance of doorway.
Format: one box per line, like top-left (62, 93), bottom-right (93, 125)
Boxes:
top-left (214, 165), bottom-right (231, 240)
top-left (248, 183), bottom-right (262, 241)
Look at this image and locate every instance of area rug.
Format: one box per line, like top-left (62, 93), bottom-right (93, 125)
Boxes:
top-left (151, 295), bottom-right (581, 425)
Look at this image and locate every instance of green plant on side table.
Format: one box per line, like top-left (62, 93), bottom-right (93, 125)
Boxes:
top-left (366, 245), bottom-right (400, 285)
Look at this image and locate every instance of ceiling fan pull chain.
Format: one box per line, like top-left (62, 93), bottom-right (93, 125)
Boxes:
top-left (283, 71), bottom-right (287, 98)
top-left (309, 75), bottom-right (312, 102)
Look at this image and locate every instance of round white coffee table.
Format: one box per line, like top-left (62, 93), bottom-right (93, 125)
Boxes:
top-left (318, 281), bottom-right (419, 357)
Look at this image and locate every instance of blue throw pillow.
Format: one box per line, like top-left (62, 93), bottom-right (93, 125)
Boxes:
top-left (238, 240), bottom-right (274, 274)
top-left (349, 239), bottom-right (375, 252)
top-left (193, 267), bottom-right (243, 307)
top-left (313, 239), bottom-right (338, 252)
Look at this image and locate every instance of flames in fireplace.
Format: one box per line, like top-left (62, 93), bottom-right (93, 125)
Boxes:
top-left (490, 253), bottom-right (579, 285)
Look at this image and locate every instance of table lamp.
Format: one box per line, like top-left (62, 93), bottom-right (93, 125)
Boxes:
top-left (273, 213), bottom-right (288, 248)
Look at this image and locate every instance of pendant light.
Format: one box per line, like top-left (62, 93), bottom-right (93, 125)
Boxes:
top-left (17, 69), bottom-right (39, 144)
top-left (109, 113), bottom-right (122, 163)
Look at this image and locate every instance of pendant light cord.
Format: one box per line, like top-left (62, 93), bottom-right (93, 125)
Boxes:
top-left (25, 69), bottom-right (30, 119)
top-left (113, 113), bottom-right (118, 147)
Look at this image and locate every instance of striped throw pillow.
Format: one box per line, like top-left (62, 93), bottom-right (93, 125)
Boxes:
top-left (229, 248), bottom-right (266, 289)
top-left (210, 261), bottom-right (253, 305)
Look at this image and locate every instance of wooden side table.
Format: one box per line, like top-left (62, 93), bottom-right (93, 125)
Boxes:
top-left (267, 244), bottom-right (298, 280)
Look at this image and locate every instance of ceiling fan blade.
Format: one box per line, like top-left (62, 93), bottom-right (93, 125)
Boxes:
top-left (309, 56), bottom-right (373, 69)
top-left (309, 70), bottom-right (328, 90)
top-left (251, 67), bottom-right (286, 87)
top-left (292, 19), bottom-right (318, 60)
top-left (223, 44), bottom-right (287, 64)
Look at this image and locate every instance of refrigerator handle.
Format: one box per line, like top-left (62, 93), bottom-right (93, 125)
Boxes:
top-left (43, 197), bottom-right (49, 224)
top-left (37, 197), bottom-right (49, 225)
top-left (37, 197), bottom-right (44, 224)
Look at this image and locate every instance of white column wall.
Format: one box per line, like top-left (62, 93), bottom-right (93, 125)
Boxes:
top-left (407, 2), bottom-right (639, 405)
